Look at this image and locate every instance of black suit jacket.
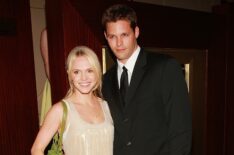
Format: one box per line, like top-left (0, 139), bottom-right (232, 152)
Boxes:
top-left (102, 49), bottom-right (192, 155)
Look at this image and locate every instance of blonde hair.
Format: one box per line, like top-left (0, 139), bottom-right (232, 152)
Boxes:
top-left (66, 46), bottom-right (102, 98)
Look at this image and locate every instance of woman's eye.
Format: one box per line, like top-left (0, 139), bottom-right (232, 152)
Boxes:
top-left (74, 70), bottom-right (79, 74)
top-left (87, 69), bottom-right (93, 73)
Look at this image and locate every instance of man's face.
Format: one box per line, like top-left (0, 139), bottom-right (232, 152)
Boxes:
top-left (104, 20), bottom-right (139, 64)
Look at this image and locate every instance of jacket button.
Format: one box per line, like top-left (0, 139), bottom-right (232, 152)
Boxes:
top-left (123, 118), bottom-right (129, 122)
top-left (126, 141), bottom-right (132, 146)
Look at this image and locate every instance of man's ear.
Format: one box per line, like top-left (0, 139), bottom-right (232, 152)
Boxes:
top-left (104, 31), bottom-right (107, 39)
top-left (135, 26), bottom-right (140, 39)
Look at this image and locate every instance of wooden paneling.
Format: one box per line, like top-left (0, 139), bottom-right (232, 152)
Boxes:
top-left (0, 0), bottom-right (38, 154)
top-left (210, 3), bottom-right (234, 155)
top-left (225, 5), bottom-right (234, 154)
top-left (205, 14), bottom-right (226, 155)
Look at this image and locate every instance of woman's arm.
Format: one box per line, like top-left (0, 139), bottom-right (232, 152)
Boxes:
top-left (31, 102), bottom-right (63, 155)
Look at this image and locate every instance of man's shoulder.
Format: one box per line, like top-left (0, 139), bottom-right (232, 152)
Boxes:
top-left (142, 50), bottom-right (182, 73)
top-left (103, 65), bottom-right (116, 79)
top-left (143, 49), bottom-right (172, 59)
top-left (142, 49), bottom-right (174, 65)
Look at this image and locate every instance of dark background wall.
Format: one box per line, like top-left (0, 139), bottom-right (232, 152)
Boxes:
top-left (0, 0), bottom-right (233, 154)
top-left (46, 1), bottom-right (234, 155)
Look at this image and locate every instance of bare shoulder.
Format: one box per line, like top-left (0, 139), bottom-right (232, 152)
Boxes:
top-left (99, 98), bottom-right (110, 108)
top-left (40, 101), bottom-right (65, 130)
top-left (97, 97), bottom-right (105, 104)
top-left (46, 101), bottom-right (64, 119)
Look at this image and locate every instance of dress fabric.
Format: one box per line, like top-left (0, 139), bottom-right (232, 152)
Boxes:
top-left (62, 99), bottom-right (114, 155)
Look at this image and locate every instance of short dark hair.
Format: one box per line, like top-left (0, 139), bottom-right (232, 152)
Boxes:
top-left (101, 4), bottom-right (137, 31)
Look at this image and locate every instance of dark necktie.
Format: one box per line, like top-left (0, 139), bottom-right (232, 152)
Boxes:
top-left (120, 66), bottom-right (129, 105)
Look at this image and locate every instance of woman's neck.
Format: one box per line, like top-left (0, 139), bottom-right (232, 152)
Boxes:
top-left (68, 92), bottom-right (99, 106)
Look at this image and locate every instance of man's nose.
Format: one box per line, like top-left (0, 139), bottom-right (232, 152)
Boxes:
top-left (117, 37), bottom-right (123, 46)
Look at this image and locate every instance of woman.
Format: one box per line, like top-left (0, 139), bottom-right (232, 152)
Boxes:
top-left (31, 46), bottom-right (114, 155)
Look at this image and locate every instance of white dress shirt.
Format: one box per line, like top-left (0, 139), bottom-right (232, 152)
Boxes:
top-left (117, 46), bottom-right (141, 88)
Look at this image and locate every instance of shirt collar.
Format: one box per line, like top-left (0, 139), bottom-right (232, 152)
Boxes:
top-left (117, 46), bottom-right (140, 81)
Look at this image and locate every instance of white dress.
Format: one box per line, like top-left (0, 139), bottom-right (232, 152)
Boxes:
top-left (62, 99), bottom-right (114, 155)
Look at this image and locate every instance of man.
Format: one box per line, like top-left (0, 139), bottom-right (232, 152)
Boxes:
top-left (102, 4), bottom-right (192, 155)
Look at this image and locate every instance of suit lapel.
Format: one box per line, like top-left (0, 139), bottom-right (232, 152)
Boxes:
top-left (125, 50), bottom-right (147, 109)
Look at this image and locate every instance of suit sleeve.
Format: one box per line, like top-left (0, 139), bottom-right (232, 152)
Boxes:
top-left (161, 58), bottom-right (192, 155)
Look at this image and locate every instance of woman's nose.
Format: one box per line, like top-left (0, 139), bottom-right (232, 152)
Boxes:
top-left (80, 72), bottom-right (87, 80)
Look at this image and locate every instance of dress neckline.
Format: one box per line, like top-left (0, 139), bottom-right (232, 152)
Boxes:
top-left (67, 99), bottom-right (107, 126)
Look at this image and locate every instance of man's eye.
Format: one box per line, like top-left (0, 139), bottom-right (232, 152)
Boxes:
top-left (122, 33), bottom-right (128, 37)
top-left (107, 35), bottom-right (114, 39)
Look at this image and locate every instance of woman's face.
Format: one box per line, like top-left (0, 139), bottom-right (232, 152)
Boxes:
top-left (70, 56), bottom-right (97, 95)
